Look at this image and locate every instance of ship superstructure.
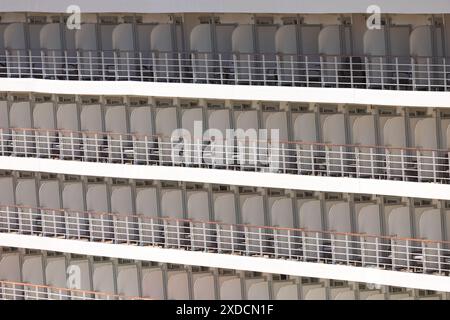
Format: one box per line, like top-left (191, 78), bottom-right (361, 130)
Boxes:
top-left (0, 0), bottom-right (450, 299)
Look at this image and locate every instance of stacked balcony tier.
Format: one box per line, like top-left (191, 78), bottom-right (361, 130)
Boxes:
top-left (0, 247), bottom-right (448, 300)
top-left (0, 18), bottom-right (449, 90)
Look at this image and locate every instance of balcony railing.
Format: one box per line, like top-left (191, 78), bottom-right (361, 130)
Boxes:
top-left (0, 280), bottom-right (149, 300)
top-left (0, 49), bottom-right (449, 91)
top-left (1, 127), bottom-right (449, 184)
top-left (1, 204), bottom-right (449, 276)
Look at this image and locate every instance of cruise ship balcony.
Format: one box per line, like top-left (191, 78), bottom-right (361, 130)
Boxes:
top-left (2, 91), bottom-right (450, 199)
top-left (0, 12), bottom-right (450, 109)
top-left (1, 247), bottom-right (448, 300)
top-left (0, 172), bottom-right (450, 291)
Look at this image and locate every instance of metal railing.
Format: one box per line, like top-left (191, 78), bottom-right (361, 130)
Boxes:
top-left (1, 127), bottom-right (449, 184)
top-left (1, 204), bottom-right (449, 276)
top-left (0, 280), bottom-right (149, 300)
top-left (0, 49), bottom-right (449, 91)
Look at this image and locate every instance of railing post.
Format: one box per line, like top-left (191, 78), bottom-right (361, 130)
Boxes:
top-left (69, 132), bottom-right (75, 160)
top-left (52, 51), bottom-right (57, 78)
top-left (0, 129), bottom-right (4, 156)
top-left (165, 53), bottom-right (169, 82)
top-left (204, 54), bottom-right (209, 83)
top-left (76, 211), bottom-right (81, 239)
top-left (176, 220), bottom-right (181, 249)
top-left (395, 57), bottom-right (400, 90)
top-left (364, 56), bottom-right (369, 89)
top-left (233, 53), bottom-right (238, 84)
top-left (411, 57), bottom-right (416, 90)
top-left (276, 54), bottom-right (281, 86)
top-left (247, 54), bottom-right (252, 84)
top-left (316, 232), bottom-right (320, 262)
top-left (417, 150), bottom-right (421, 181)
top-left (113, 51), bottom-right (118, 80)
top-left (119, 134), bottom-right (124, 163)
top-left (203, 222), bottom-right (207, 252)
top-left (216, 224), bottom-right (222, 253)
top-left (64, 50), bottom-right (69, 80)
top-left (370, 147), bottom-right (375, 179)
top-left (178, 52), bottom-right (183, 83)
top-left (274, 229), bottom-right (279, 258)
top-left (262, 54), bottom-right (266, 85)
top-left (406, 239), bottom-right (410, 271)
top-left (427, 57), bottom-right (431, 90)
top-left (305, 56), bottom-right (309, 87)
top-left (391, 238), bottom-right (396, 270)
top-left (245, 226), bottom-right (250, 255)
top-left (379, 57), bottom-right (384, 88)
top-left (437, 242), bottom-right (442, 274)
top-left (432, 150), bottom-right (436, 183)
top-left (334, 56), bottom-right (338, 87)
top-left (259, 227), bottom-right (263, 256)
top-left (287, 229), bottom-right (292, 259)
top-left (6, 205), bottom-right (11, 232)
top-left (230, 225), bottom-right (235, 253)
top-left (400, 149), bottom-right (405, 181)
top-left (444, 57), bottom-right (448, 91)
top-left (361, 237), bottom-right (366, 266)
top-left (139, 52), bottom-right (143, 81)
top-left (301, 231), bottom-right (306, 261)
top-left (218, 53), bottom-right (223, 85)
top-left (29, 49), bottom-right (33, 78)
top-left (100, 214), bottom-right (106, 242)
top-left (355, 147), bottom-right (360, 178)
top-left (325, 147), bottom-right (330, 176)
top-left (17, 50), bottom-right (22, 78)
top-left (375, 237), bottom-right (380, 268)
top-left (345, 234), bottom-right (350, 265)
top-left (422, 241), bottom-right (427, 273)
top-left (101, 51), bottom-right (105, 81)
top-left (23, 130), bottom-right (28, 157)
top-left (319, 56), bottom-right (324, 87)
top-left (88, 51), bottom-right (93, 80)
top-left (46, 130), bottom-right (51, 158)
top-left (94, 133), bottom-right (99, 162)
top-left (152, 52), bottom-right (157, 82)
top-left (291, 55), bottom-right (295, 86)
top-left (331, 233), bottom-right (335, 263)
top-left (149, 218), bottom-right (155, 245)
top-left (340, 146), bottom-right (344, 176)
top-left (349, 56), bottom-right (354, 88)
top-left (126, 52), bottom-right (130, 81)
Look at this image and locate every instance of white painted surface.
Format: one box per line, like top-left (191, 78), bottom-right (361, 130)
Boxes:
top-left (0, 0), bottom-right (449, 14)
top-left (1, 78), bottom-right (450, 109)
top-left (1, 156), bottom-right (450, 200)
top-left (1, 233), bottom-right (450, 292)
